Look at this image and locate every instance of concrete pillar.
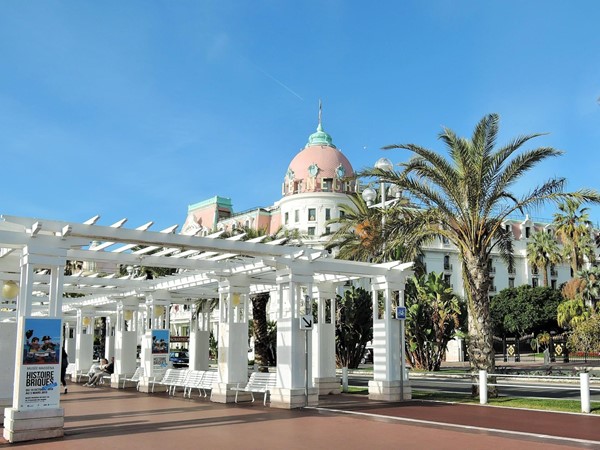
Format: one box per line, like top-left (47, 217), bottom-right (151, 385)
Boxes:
top-left (4, 246), bottom-right (68, 443)
top-left (63, 322), bottom-right (76, 361)
top-left (104, 315), bottom-right (115, 360)
top-left (312, 283), bottom-right (338, 395)
top-left (271, 268), bottom-right (318, 409)
top-left (74, 309), bottom-right (94, 376)
top-left (139, 293), bottom-right (170, 393)
top-left (112, 299), bottom-right (139, 388)
top-left (368, 276), bottom-right (411, 401)
top-left (0, 322), bottom-right (18, 418)
top-left (189, 302), bottom-right (210, 371)
top-left (211, 279), bottom-right (248, 403)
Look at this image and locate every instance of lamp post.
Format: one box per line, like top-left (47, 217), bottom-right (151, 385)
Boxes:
top-left (362, 157), bottom-right (407, 400)
top-left (362, 157), bottom-right (394, 257)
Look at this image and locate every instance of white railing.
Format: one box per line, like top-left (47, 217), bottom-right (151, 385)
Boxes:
top-left (478, 370), bottom-right (595, 413)
top-left (409, 370), bottom-right (598, 414)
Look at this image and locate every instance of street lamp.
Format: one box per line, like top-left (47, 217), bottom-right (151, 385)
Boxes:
top-left (362, 157), bottom-right (394, 255)
top-left (362, 157), bottom-right (407, 400)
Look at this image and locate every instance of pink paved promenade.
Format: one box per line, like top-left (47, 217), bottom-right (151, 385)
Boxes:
top-left (1, 384), bottom-right (598, 449)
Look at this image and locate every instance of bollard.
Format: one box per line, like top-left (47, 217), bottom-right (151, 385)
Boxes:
top-left (479, 370), bottom-right (488, 405)
top-left (342, 367), bottom-right (349, 393)
top-left (580, 372), bottom-right (591, 413)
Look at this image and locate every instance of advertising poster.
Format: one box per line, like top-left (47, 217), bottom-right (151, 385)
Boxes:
top-left (19, 317), bottom-right (62, 409)
top-left (151, 329), bottom-right (169, 370)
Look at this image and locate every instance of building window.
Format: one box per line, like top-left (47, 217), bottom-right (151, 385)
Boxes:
top-left (444, 255), bottom-right (451, 270)
top-left (325, 227), bottom-right (331, 235)
top-left (532, 277), bottom-right (539, 287)
top-left (339, 210), bottom-right (346, 219)
top-left (284, 212), bottom-right (289, 225)
top-left (525, 227), bottom-right (531, 238)
top-left (308, 208), bottom-right (316, 221)
top-left (489, 277), bottom-right (496, 292)
top-left (325, 208), bottom-right (331, 221)
top-left (294, 210), bottom-right (299, 222)
top-left (551, 279), bottom-right (557, 290)
top-left (308, 227), bottom-right (315, 236)
top-left (443, 274), bottom-right (451, 285)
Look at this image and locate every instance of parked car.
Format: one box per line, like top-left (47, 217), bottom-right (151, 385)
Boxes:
top-left (169, 350), bottom-right (189, 368)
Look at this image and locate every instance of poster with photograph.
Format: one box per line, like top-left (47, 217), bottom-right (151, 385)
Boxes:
top-left (18, 317), bottom-right (62, 409)
top-left (151, 329), bottom-right (169, 354)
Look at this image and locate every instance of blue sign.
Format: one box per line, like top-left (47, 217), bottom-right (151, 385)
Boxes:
top-left (396, 306), bottom-right (406, 320)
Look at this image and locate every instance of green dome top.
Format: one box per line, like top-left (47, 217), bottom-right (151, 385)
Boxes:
top-left (306, 101), bottom-right (336, 148)
top-left (307, 123), bottom-right (335, 148)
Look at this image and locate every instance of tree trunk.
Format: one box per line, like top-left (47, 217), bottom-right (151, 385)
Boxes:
top-left (462, 252), bottom-right (497, 397)
top-left (251, 292), bottom-right (271, 372)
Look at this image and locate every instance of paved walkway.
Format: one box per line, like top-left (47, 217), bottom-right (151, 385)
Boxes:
top-left (1, 384), bottom-right (599, 449)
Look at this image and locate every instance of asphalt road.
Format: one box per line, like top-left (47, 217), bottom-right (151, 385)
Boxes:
top-left (348, 374), bottom-right (600, 402)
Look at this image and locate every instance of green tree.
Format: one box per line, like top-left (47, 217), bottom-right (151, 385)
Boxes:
top-left (553, 199), bottom-right (596, 275)
top-left (335, 286), bottom-right (373, 369)
top-left (567, 314), bottom-right (600, 355)
top-left (558, 278), bottom-right (594, 329)
top-left (404, 273), bottom-right (463, 371)
top-left (363, 113), bottom-right (600, 391)
top-left (490, 286), bottom-right (563, 336)
top-left (526, 231), bottom-right (562, 287)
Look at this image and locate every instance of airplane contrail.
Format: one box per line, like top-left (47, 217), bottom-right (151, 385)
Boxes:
top-left (256, 66), bottom-right (304, 101)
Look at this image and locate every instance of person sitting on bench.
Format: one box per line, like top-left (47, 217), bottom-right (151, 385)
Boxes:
top-left (85, 357), bottom-right (114, 387)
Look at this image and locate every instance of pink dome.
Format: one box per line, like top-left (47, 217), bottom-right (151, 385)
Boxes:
top-left (283, 121), bottom-right (355, 196)
top-left (287, 145), bottom-right (354, 181)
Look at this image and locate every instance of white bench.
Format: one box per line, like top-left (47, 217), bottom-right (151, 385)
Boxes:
top-left (121, 366), bottom-right (144, 390)
top-left (183, 370), bottom-right (219, 398)
top-left (165, 369), bottom-right (190, 396)
top-left (65, 363), bottom-right (78, 381)
top-left (232, 372), bottom-right (277, 405)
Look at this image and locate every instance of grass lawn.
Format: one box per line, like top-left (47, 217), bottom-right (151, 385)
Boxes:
top-left (343, 387), bottom-right (600, 414)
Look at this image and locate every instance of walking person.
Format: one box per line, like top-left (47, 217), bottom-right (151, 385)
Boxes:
top-left (61, 347), bottom-right (69, 394)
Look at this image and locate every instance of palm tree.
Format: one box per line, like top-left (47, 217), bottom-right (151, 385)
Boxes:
top-left (526, 231), bottom-right (562, 286)
top-left (577, 266), bottom-right (600, 307)
top-left (553, 199), bottom-right (595, 275)
top-left (363, 113), bottom-right (600, 390)
top-left (325, 193), bottom-right (385, 262)
top-left (326, 192), bottom-right (422, 263)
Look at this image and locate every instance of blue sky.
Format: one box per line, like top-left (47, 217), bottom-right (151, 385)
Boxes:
top-left (1, 1), bottom-right (599, 231)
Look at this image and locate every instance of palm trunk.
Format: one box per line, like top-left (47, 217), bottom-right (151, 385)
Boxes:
top-left (462, 251), bottom-right (497, 397)
top-left (542, 264), bottom-right (549, 287)
top-left (251, 292), bottom-right (271, 372)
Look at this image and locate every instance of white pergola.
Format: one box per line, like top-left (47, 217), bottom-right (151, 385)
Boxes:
top-left (1, 214), bottom-right (412, 443)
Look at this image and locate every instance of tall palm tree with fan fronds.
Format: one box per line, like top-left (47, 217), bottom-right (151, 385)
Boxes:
top-left (362, 113), bottom-right (600, 393)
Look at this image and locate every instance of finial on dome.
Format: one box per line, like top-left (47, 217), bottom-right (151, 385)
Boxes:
top-left (306, 99), bottom-right (335, 148)
top-left (318, 99), bottom-right (322, 131)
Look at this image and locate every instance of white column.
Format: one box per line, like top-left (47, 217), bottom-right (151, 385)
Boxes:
top-left (113, 298), bottom-right (139, 387)
top-left (4, 246), bottom-right (68, 443)
top-left (189, 302), bottom-right (210, 371)
top-left (75, 309), bottom-right (94, 375)
top-left (312, 283), bottom-right (338, 395)
top-left (139, 293), bottom-right (170, 393)
top-left (211, 279), bottom-right (247, 403)
top-left (104, 315), bottom-right (115, 360)
top-left (271, 268), bottom-right (318, 409)
top-left (368, 275), bottom-right (411, 401)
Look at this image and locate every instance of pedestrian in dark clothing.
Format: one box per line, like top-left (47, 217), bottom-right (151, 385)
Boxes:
top-left (61, 347), bottom-right (69, 394)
